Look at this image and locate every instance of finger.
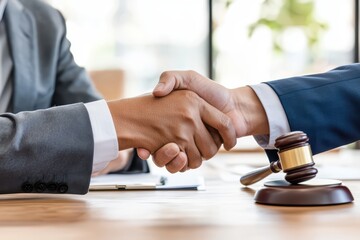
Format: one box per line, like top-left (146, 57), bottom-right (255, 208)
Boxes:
top-left (152, 143), bottom-right (181, 167)
top-left (137, 148), bottom-right (151, 160)
top-left (95, 156), bottom-right (129, 176)
top-left (185, 139), bottom-right (203, 169)
top-left (94, 165), bottom-right (112, 176)
top-left (92, 162), bottom-right (115, 176)
top-left (179, 154), bottom-right (189, 172)
top-left (193, 122), bottom-right (219, 160)
top-left (200, 100), bottom-right (237, 151)
top-left (207, 126), bottom-right (222, 150)
top-left (154, 70), bottom-right (206, 97)
top-left (153, 71), bottom-right (178, 97)
top-left (154, 71), bottom-right (229, 110)
top-left (165, 151), bottom-right (188, 173)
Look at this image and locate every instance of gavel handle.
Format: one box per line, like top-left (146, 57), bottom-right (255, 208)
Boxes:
top-left (240, 160), bottom-right (282, 186)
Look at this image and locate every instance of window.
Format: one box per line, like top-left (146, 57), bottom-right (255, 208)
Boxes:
top-left (46, 0), bottom-right (209, 97)
top-left (46, 0), bottom-right (358, 149)
top-left (212, 0), bottom-right (356, 88)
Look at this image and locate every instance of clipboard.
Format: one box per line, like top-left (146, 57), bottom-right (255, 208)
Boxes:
top-left (89, 173), bottom-right (205, 191)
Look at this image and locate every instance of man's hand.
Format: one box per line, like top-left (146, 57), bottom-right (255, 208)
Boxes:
top-left (137, 70), bottom-right (269, 173)
top-left (92, 149), bottom-right (132, 177)
top-left (152, 71), bottom-right (247, 137)
top-left (107, 90), bottom-right (236, 170)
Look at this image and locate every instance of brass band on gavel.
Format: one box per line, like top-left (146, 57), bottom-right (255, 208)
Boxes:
top-left (278, 145), bottom-right (314, 171)
top-left (240, 131), bottom-right (318, 186)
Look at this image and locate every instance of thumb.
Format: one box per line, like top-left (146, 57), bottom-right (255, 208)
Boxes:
top-left (137, 148), bottom-right (151, 160)
top-left (153, 71), bottom-right (233, 129)
top-left (155, 71), bottom-right (229, 112)
top-left (153, 70), bottom-right (205, 97)
top-left (153, 72), bottom-right (177, 97)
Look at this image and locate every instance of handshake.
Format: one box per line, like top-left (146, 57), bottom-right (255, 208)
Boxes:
top-left (106, 70), bottom-right (269, 173)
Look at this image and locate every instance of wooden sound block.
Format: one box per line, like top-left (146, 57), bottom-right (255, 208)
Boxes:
top-left (254, 179), bottom-right (354, 206)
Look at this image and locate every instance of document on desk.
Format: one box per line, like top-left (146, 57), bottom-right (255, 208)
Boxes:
top-left (89, 173), bottom-right (205, 191)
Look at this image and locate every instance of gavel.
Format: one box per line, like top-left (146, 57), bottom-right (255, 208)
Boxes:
top-left (240, 131), bottom-right (318, 186)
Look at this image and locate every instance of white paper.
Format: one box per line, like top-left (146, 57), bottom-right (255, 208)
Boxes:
top-left (89, 173), bottom-right (205, 191)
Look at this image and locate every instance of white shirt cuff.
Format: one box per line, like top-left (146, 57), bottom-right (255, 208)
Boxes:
top-left (84, 100), bottom-right (119, 173)
top-left (249, 84), bottom-right (290, 149)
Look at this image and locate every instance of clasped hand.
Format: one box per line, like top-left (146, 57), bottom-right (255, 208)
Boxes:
top-left (107, 70), bottom-right (268, 173)
top-left (107, 89), bottom-right (237, 172)
top-left (136, 70), bottom-right (268, 173)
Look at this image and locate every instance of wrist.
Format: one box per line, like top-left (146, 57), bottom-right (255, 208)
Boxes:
top-left (107, 99), bottom-right (138, 151)
top-left (232, 86), bottom-right (269, 136)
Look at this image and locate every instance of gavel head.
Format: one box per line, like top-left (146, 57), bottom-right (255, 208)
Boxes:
top-left (275, 131), bottom-right (318, 184)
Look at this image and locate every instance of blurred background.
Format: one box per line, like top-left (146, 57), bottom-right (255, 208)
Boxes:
top-left (46, 0), bottom-right (359, 149)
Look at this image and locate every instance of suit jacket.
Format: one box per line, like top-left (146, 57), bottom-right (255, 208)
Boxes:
top-left (5, 0), bottom-right (100, 112)
top-left (0, 103), bottom-right (93, 194)
top-left (264, 64), bottom-right (360, 161)
top-left (0, 0), bottom-right (147, 194)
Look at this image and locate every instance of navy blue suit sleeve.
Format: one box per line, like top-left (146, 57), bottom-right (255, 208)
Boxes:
top-left (265, 64), bottom-right (360, 156)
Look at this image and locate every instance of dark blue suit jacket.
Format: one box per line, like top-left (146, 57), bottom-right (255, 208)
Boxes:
top-left (264, 64), bottom-right (360, 161)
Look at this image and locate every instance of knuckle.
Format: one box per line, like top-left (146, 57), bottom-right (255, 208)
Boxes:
top-left (166, 165), bottom-right (178, 174)
top-left (186, 70), bottom-right (199, 80)
top-left (203, 146), bottom-right (218, 160)
top-left (159, 71), bottom-right (172, 81)
top-left (187, 70), bottom-right (197, 75)
top-left (152, 157), bottom-right (166, 167)
top-left (188, 158), bottom-right (202, 169)
top-left (161, 143), bottom-right (179, 158)
top-left (182, 90), bottom-right (198, 100)
top-left (176, 107), bottom-right (197, 128)
top-left (180, 111), bottom-right (196, 125)
top-left (183, 70), bottom-right (197, 88)
top-left (218, 115), bottom-right (232, 131)
top-left (201, 151), bottom-right (211, 160)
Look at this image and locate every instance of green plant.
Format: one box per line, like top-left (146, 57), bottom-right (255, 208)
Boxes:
top-left (248, 0), bottom-right (327, 53)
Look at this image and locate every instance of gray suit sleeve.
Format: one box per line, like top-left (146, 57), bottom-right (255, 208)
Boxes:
top-left (0, 103), bottom-right (94, 194)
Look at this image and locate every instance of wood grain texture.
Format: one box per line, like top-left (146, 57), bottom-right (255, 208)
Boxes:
top-left (0, 154), bottom-right (359, 240)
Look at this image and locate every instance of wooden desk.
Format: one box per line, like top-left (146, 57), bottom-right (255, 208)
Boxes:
top-left (1, 156), bottom-right (360, 239)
